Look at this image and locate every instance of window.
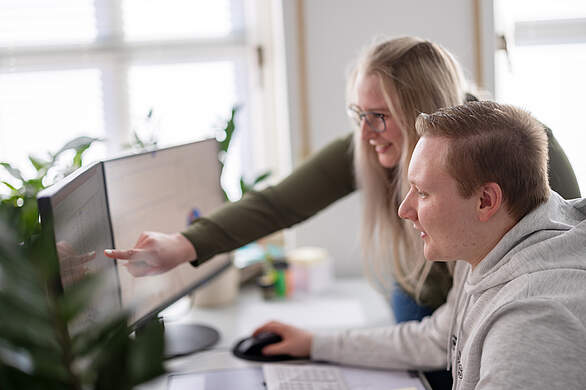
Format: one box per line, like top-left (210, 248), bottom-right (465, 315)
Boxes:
top-left (0, 69), bottom-right (106, 176)
top-left (493, 0), bottom-right (586, 194)
top-left (0, 0), bottom-right (265, 199)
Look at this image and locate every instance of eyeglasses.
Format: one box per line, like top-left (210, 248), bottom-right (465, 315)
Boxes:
top-left (347, 104), bottom-right (388, 133)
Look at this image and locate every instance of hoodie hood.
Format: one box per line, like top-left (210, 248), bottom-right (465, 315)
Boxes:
top-left (445, 191), bottom-right (586, 387)
top-left (465, 191), bottom-right (586, 295)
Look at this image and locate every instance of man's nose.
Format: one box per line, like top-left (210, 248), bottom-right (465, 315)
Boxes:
top-left (398, 194), bottom-right (416, 221)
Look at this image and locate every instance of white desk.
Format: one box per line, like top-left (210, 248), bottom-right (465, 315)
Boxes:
top-left (138, 277), bottom-right (405, 389)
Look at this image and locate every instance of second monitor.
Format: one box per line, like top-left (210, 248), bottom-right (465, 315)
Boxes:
top-left (104, 138), bottom-right (230, 328)
top-left (104, 139), bottom-right (231, 356)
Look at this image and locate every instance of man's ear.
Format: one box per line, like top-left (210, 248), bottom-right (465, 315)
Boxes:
top-left (477, 182), bottom-right (503, 222)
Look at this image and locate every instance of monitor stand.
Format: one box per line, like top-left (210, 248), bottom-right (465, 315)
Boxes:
top-left (163, 323), bottom-right (220, 359)
top-left (157, 296), bottom-right (220, 359)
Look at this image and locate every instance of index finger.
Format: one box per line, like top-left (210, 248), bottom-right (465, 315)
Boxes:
top-left (104, 248), bottom-right (135, 259)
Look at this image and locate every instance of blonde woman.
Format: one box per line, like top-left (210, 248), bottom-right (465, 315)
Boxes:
top-left (106, 36), bottom-right (579, 340)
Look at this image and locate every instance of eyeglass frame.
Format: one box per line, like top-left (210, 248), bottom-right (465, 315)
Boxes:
top-left (346, 104), bottom-right (388, 133)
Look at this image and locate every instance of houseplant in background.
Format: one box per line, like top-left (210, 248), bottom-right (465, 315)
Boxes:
top-left (216, 105), bottom-right (272, 201)
top-left (0, 137), bottom-right (165, 389)
top-left (125, 108), bottom-right (159, 152)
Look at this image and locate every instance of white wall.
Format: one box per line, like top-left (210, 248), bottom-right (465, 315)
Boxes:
top-left (278, 0), bottom-right (477, 277)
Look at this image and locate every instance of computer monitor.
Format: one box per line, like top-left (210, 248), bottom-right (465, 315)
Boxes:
top-left (38, 138), bottom-right (231, 357)
top-left (37, 161), bottom-right (121, 334)
top-left (103, 138), bottom-right (231, 356)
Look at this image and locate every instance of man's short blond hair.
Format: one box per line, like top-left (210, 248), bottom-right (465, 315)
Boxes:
top-left (416, 101), bottom-right (550, 221)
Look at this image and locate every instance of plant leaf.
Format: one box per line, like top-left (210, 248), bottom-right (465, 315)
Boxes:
top-left (54, 136), bottom-right (101, 158)
top-left (0, 295), bottom-right (56, 352)
top-left (253, 170), bottom-right (272, 186)
top-left (128, 319), bottom-right (165, 385)
top-left (239, 176), bottom-right (250, 195)
top-left (28, 156), bottom-right (49, 173)
top-left (71, 311), bottom-right (130, 358)
top-left (1, 181), bottom-right (19, 192)
top-left (23, 179), bottom-right (45, 197)
top-left (132, 131), bottom-right (145, 149)
top-left (218, 105), bottom-right (239, 153)
top-left (90, 318), bottom-right (132, 390)
top-left (0, 358), bottom-right (68, 390)
top-left (18, 200), bottom-right (42, 239)
top-left (0, 229), bottom-right (57, 354)
top-left (72, 147), bottom-right (88, 169)
top-left (0, 162), bottom-right (24, 182)
top-left (27, 349), bottom-right (71, 384)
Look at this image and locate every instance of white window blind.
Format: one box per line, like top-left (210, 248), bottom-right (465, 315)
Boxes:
top-left (0, 0), bottom-right (96, 46)
top-left (123, 0), bottom-right (232, 41)
top-left (0, 0), bottom-right (250, 198)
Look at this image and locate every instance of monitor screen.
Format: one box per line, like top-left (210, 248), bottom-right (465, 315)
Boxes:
top-left (37, 162), bottom-right (121, 333)
top-left (103, 138), bottom-right (230, 328)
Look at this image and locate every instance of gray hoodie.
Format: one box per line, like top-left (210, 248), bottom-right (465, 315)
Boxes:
top-left (312, 192), bottom-right (586, 389)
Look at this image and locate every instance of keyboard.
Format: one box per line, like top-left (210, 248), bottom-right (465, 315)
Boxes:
top-left (262, 364), bottom-right (350, 390)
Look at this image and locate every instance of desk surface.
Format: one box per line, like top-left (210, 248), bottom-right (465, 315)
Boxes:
top-left (138, 277), bottom-right (396, 389)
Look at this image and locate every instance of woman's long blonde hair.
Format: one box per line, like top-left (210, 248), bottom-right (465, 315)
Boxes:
top-left (348, 36), bottom-right (466, 306)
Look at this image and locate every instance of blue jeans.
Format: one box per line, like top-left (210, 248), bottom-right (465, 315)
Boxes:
top-left (391, 284), bottom-right (452, 390)
top-left (391, 284), bottom-right (434, 323)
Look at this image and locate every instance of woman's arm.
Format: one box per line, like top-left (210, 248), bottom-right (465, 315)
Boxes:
top-left (104, 134), bottom-right (357, 275)
top-left (184, 133), bottom-right (357, 265)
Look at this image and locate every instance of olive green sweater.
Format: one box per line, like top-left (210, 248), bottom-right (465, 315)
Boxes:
top-left (183, 130), bottom-right (580, 307)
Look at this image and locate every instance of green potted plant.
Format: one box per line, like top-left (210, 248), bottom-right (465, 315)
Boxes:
top-left (0, 137), bottom-right (166, 389)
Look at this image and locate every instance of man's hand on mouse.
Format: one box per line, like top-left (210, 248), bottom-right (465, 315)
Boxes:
top-left (253, 321), bottom-right (313, 358)
top-left (104, 231), bottom-right (196, 277)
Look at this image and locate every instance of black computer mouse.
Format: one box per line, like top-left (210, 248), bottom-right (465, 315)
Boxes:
top-left (232, 331), bottom-right (298, 362)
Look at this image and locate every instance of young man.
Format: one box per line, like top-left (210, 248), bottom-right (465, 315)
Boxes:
top-left (255, 101), bottom-right (586, 389)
